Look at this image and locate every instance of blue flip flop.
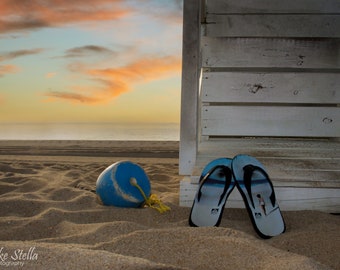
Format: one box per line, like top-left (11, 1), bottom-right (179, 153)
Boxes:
top-left (232, 154), bottom-right (286, 238)
top-left (189, 158), bottom-right (235, 227)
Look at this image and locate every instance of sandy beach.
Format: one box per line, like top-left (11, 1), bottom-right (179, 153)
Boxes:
top-left (0, 140), bottom-right (338, 269)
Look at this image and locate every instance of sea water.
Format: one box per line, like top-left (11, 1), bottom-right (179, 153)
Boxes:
top-left (0, 123), bottom-right (180, 141)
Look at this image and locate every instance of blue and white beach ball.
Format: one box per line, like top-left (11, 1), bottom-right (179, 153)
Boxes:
top-left (96, 161), bottom-right (151, 208)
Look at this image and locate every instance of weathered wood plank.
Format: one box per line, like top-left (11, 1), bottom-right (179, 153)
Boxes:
top-left (179, 0), bottom-right (200, 175)
top-left (193, 159), bottom-right (340, 187)
top-left (202, 37), bottom-right (340, 69)
top-left (201, 72), bottom-right (340, 104)
top-left (206, 15), bottom-right (340, 38)
top-left (195, 156), bottom-right (340, 172)
top-left (196, 138), bottom-right (340, 160)
top-left (192, 139), bottom-right (340, 188)
top-left (201, 106), bottom-right (340, 137)
top-left (188, 171), bottom-right (340, 188)
top-left (180, 180), bottom-right (340, 212)
top-left (206, 0), bottom-right (340, 14)
top-left (197, 137), bottom-right (339, 149)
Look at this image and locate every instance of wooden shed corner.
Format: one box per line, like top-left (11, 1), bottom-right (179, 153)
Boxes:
top-left (179, 0), bottom-right (340, 212)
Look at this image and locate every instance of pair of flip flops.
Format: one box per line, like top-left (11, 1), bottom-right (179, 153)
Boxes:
top-left (189, 154), bottom-right (286, 239)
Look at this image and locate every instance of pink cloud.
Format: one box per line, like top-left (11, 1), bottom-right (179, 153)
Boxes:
top-left (0, 0), bottom-right (130, 33)
top-left (45, 72), bottom-right (57, 78)
top-left (0, 64), bottom-right (19, 77)
top-left (44, 56), bottom-right (181, 104)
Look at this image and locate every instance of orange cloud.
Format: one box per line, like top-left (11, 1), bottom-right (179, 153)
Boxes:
top-left (0, 49), bottom-right (42, 77)
top-left (89, 56), bottom-right (181, 82)
top-left (44, 56), bottom-right (181, 104)
top-left (0, 64), bottom-right (19, 77)
top-left (45, 72), bottom-right (57, 78)
top-left (0, 0), bottom-right (130, 33)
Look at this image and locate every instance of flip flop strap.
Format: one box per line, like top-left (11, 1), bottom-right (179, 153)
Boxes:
top-left (243, 165), bottom-right (276, 208)
top-left (197, 165), bottom-right (232, 206)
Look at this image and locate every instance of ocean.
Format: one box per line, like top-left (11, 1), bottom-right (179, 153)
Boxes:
top-left (0, 123), bottom-right (180, 141)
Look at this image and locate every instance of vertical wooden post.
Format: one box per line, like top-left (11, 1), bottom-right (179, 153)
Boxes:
top-left (179, 0), bottom-right (201, 175)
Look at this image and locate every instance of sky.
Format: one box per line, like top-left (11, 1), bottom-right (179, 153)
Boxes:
top-left (0, 0), bottom-right (183, 124)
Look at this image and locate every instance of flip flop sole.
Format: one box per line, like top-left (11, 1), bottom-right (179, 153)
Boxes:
top-left (232, 155), bottom-right (285, 238)
top-left (189, 158), bottom-right (235, 227)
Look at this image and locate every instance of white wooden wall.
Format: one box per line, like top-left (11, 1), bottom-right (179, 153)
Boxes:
top-left (179, 0), bottom-right (340, 212)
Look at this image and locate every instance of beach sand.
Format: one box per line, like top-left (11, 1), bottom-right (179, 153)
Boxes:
top-left (0, 140), bottom-right (338, 269)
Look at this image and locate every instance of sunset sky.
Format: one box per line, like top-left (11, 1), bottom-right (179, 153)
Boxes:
top-left (0, 0), bottom-right (183, 124)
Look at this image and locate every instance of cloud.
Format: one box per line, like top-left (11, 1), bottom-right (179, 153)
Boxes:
top-left (0, 48), bottom-right (44, 62)
top-left (45, 91), bottom-right (98, 103)
top-left (45, 72), bottom-right (57, 78)
top-left (0, 0), bottom-right (130, 34)
top-left (0, 64), bottom-right (19, 77)
top-left (44, 55), bottom-right (181, 104)
top-left (0, 0), bottom-right (183, 35)
top-left (88, 56), bottom-right (181, 82)
top-left (64, 45), bottom-right (114, 58)
top-left (0, 48), bottom-right (42, 77)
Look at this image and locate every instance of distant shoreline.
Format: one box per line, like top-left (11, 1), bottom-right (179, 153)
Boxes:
top-left (0, 140), bottom-right (179, 158)
top-left (0, 123), bottom-right (180, 141)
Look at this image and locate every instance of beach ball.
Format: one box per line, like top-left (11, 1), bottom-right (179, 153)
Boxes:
top-left (96, 161), bottom-right (151, 208)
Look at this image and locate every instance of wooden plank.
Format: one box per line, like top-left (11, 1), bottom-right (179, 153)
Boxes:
top-left (195, 156), bottom-right (340, 173)
top-left (202, 37), bottom-right (340, 69)
top-left (206, 15), bottom-right (340, 38)
top-left (193, 159), bottom-right (340, 188)
top-left (275, 187), bottom-right (340, 212)
top-left (201, 106), bottom-right (340, 137)
top-left (197, 138), bottom-right (340, 158)
top-left (206, 0), bottom-right (340, 14)
top-left (179, 0), bottom-right (200, 175)
top-left (195, 138), bottom-right (340, 183)
top-left (193, 157), bottom-right (340, 186)
top-left (201, 72), bottom-right (340, 104)
top-left (192, 139), bottom-right (340, 188)
top-left (179, 180), bottom-right (340, 212)
top-left (188, 171), bottom-right (340, 188)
